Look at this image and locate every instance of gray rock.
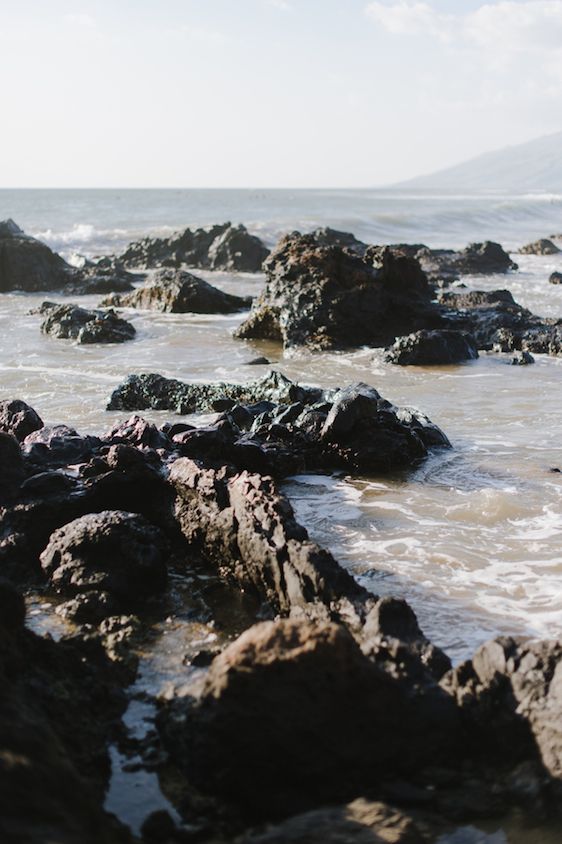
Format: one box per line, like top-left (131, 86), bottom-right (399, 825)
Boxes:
top-left (40, 302), bottom-right (135, 344)
top-left (0, 399), bottom-right (43, 442)
top-left (520, 239), bottom-right (560, 255)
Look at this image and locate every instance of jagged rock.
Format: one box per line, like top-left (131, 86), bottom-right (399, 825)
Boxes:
top-left (39, 302), bottom-right (136, 344)
top-left (102, 268), bottom-right (251, 314)
top-left (64, 262), bottom-right (137, 295)
top-left (386, 329), bottom-right (479, 365)
top-left (109, 374), bottom-right (449, 476)
top-left (417, 242), bottom-right (518, 284)
top-left (0, 399), bottom-right (43, 442)
top-left (549, 271), bottom-right (562, 285)
top-left (103, 416), bottom-right (170, 451)
top-left (310, 226), bottom-right (369, 255)
top-left (520, 239), bottom-right (560, 255)
top-left (22, 425), bottom-right (101, 469)
top-left (157, 617), bottom-right (458, 818)
top-left (240, 798), bottom-right (424, 844)
top-left (0, 433), bottom-right (25, 504)
top-left (107, 370), bottom-right (321, 414)
top-left (442, 637), bottom-right (562, 780)
top-left (40, 510), bottom-right (168, 609)
top-left (170, 459), bottom-right (367, 615)
top-left (116, 222), bottom-right (269, 272)
top-left (235, 232), bottom-right (438, 350)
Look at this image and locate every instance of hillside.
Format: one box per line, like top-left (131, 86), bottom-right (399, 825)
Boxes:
top-left (397, 131), bottom-right (562, 193)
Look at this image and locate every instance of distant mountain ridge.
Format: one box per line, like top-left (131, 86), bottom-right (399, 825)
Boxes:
top-left (396, 131), bottom-right (562, 193)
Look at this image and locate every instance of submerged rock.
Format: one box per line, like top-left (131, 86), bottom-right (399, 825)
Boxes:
top-left (107, 370), bottom-right (321, 414)
top-left (40, 510), bottom-right (168, 610)
top-left (102, 268), bottom-right (251, 314)
top-left (520, 238), bottom-right (560, 255)
top-left (549, 271), bottom-right (562, 285)
top-left (39, 302), bottom-right (136, 344)
top-left (386, 329), bottom-right (479, 365)
top-left (116, 222), bottom-right (270, 272)
top-left (511, 351), bottom-right (535, 365)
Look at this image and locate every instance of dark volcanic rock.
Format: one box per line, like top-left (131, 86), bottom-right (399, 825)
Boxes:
top-left (549, 271), bottom-right (562, 285)
top-left (40, 510), bottom-right (168, 608)
top-left (443, 637), bottom-right (562, 780)
top-left (235, 232), bottom-right (439, 350)
top-left (109, 373), bottom-right (449, 476)
top-left (158, 617), bottom-right (457, 818)
top-left (418, 242), bottom-right (518, 284)
top-left (0, 218), bottom-right (71, 292)
top-left (116, 222), bottom-right (269, 272)
top-left (520, 238), bottom-right (560, 255)
top-left (386, 329), bottom-right (479, 366)
top-left (0, 219), bottom-right (138, 295)
top-left (0, 399), bottom-right (43, 442)
top-left (102, 268), bottom-right (251, 314)
top-left (22, 424), bottom-right (101, 469)
top-left (107, 370), bottom-right (321, 414)
top-left (511, 351), bottom-right (535, 365)
top-left (310, 226), bottom-right (369, 255)
top-left (170, 459), bottom-right (367, 615)
top-left (40, 302), bottom-right (136, 344)
top-left (0, 433), bottom-right (25, 504)
top-left (0, 594), bottom-right (128, 843)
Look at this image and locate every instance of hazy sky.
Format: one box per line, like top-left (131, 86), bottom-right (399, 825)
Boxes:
top-left (2, 0), bottom-right (562, 187)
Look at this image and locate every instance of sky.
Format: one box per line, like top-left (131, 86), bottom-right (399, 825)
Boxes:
top-left (1, 0), bottom-right (562, 187)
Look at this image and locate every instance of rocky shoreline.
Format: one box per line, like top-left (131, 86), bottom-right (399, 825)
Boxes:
top-left (1, 218), bottom-right (562, 842)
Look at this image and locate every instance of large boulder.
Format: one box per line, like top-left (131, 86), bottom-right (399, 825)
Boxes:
top-left (0, 219), bottom-right (70, 292)
top-left (102, 268), bottom-right (251, 314)
top-left (116, 222), bottom-right (269, 272)
top-left (0, 399), bottom-right (43, 442)
top-left (39, 302), bottom-right (136, 344)
top-left (443, 637), bottom-right (562, 780)
top-left (417, 242), bottom-right (518, 284)
top-left (519, 238), bottom-right (560, 255)
top-left (386, 329), bottom-right (479, 365)
top-left (158, 618), bottom-right (458, 818)
top-left (40, 510), bottom-right (168, 609)
top-left (235, 232), bottom-right (438, 350)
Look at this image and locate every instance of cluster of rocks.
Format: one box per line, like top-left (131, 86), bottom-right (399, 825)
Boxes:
top-left (1, 392), bottom-right (561, 842)
top-left (37, 301), bottom-right (136, 344)
top-left (102, 268), bottom-right (251, 314)
top-left (115, 221), bottom-right (270, 273)
top-left (0, 219), bottom-right (136, 295)
top-left (107, 370), bottom-right (450, 475)
top-left (235, 230), bottom-right (562, 362)
top-left (519, 238), bottom-right (560, 256)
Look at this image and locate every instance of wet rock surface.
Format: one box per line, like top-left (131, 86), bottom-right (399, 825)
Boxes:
top-left (0, 219), bottom-right (138, 294)
top-left (386, 329), bottom-right (479, 366)
top-left (550, 271), bottom-right (562, 285)
top-left (115, 221), bottom-right (270, 272)
top-left (108, 372), bottom-right (450, 476)
top-left (0, 398), bottom-right (44, 442)
top-left (39, 301), bottom-right (136, 344)
top-left (416, 241), bottom-right (518, 284)
top-left (235, 232), bottom-right (439, 350)
top-left (102, 267), bottom-right (251, 314)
